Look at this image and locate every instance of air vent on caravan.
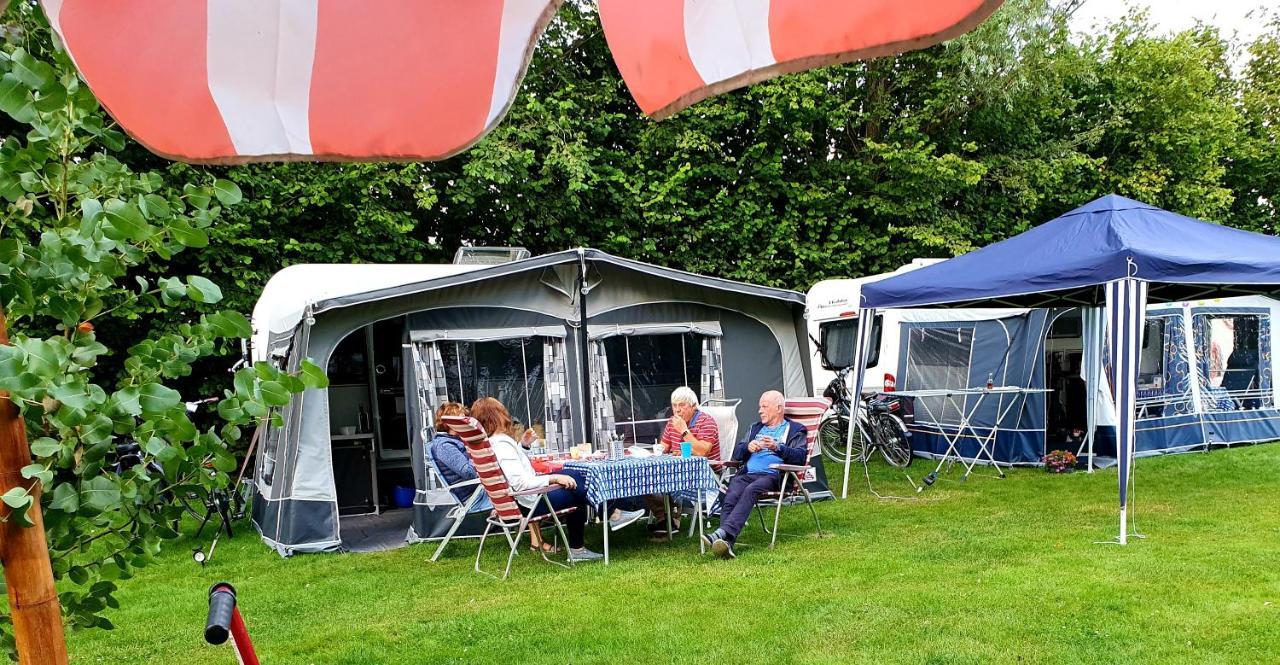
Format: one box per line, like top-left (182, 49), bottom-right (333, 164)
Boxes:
top-left (452, 247), bottom-right (532, 265)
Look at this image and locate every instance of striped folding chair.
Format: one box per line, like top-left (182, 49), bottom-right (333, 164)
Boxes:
top-left (751, 398), bottom-right (829, 548)
top-left (441, 415), bottom-right (575, 580)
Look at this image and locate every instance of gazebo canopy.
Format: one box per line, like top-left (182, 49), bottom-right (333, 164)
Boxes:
top-left (860, 195), bottom-right (1280, 310)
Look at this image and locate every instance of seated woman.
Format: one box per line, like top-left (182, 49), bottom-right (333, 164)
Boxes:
top-left (471, 397), bottom-right (644, 562)
top-left (428, 402), bottom-right (478, 502)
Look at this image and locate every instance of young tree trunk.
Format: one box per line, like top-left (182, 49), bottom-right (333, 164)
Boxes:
top-left (0, 309), bottom-right (68, 665)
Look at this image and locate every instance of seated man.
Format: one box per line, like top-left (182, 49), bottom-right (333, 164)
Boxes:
top-left (703, 390), bottom-right (808, 559)
top-left (649, 387), bottom-right (721, 534)
top-left (659, 386), bottom-right (721, 459)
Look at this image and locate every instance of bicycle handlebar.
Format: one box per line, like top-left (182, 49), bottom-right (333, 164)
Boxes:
top-left (205, 583), bottom-right (236, 645)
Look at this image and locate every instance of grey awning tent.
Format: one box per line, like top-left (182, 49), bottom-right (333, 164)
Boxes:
top-left (248, 249), bottom-right (812, 555)
top-left (844, 195), bottom-right (1280, 544)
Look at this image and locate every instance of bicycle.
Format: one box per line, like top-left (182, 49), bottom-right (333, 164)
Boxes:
top-left (818, 367), bottom-right (913, 468)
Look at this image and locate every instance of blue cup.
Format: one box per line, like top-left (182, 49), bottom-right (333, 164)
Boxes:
top-left (680, 442), bottom-right (692, 458)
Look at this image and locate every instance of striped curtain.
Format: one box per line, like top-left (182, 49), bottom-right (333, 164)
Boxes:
top-left (542, 338), bottom-right (573, 452)
top-left (411, 342), bottom-right (450, 439)
top-left (588, 340), bottom-right (617, 446)
top-left (699, 335), bottom-right (725, 402)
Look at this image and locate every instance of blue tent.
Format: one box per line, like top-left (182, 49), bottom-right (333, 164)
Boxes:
top-left (845, 195), bottom-right (1280, 544)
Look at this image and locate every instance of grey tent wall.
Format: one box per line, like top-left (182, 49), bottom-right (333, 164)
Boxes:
top-left (254, 269), bottom-right (578, 555)
top-left (252, 320), bottom-right (343, 555)
top-left (588, 303), bottom-right (792, 434)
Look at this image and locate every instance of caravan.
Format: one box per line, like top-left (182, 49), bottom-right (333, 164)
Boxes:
top-left (807, 264), bottom-right (1280, 466)
top-left (248, 248), bottom-right (815, 555)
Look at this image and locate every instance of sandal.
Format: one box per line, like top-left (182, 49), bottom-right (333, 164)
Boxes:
top-left (529, 541), bottom-right (560, 554)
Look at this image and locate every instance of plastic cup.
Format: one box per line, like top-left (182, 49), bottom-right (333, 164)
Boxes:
top-left (680, 442), bottom-right (692, 458)
top-left (653, 442), bottom-right (664, 456)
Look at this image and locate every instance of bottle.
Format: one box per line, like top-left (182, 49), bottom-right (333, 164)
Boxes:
top-left (357, 404), bottom-right (370, 433)
top-left (986, 373), bottom-right (994, 391)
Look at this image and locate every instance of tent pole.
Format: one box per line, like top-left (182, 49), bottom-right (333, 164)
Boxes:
top-left (841, 308), bottom-right (873, 499)
top-left (1106, 277), bottom-right (1146, 545)
top-left (575, 250), bottom-right (593, 445)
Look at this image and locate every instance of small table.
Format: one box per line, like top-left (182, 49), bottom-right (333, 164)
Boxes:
top-left (563, 456), bottom-right (719, 564)
top-left (893, 387), bottom-right (1052, 483)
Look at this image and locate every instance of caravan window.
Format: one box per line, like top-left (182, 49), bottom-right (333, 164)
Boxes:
top-left (605, 334), bottom-right (702, 442)
top-left (819, 315), bottom-right (882, 370)
top-left (903, 326), bottom-right (975, 423)
top-left (439, 338), bottom-right (546, 432)
top-left (1138, 318), bottom-right (1167, 390)
top-left (1193, 313), bottom-right (1268, 410)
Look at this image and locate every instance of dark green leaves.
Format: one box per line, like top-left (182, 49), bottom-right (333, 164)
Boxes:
top-left (206, 310), bottom-right (251, 338)
top-left (137, 383), bottom-right (180, 415)
top-left (185, 276), bottom-right (222, 303)
top-left (80, 477), bottom-right (121, 514)
top-left (212, 179), bottom-right (242, 206)
top-left (1, 487), bottom-right (34, 528)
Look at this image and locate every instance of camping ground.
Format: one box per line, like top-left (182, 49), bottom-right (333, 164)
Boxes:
top-left (67, 444), bottom-right (1279, 664)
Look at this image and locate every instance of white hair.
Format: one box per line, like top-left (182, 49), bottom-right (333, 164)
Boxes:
top-left (670, 386), bottom-right (700, 407)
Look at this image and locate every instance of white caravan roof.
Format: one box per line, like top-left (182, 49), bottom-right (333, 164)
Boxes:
top-left (251, 263), bottom-right (481, 358)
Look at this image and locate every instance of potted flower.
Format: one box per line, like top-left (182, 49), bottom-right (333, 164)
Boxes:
top-left (1042, 449), bottom-right (1077, 473)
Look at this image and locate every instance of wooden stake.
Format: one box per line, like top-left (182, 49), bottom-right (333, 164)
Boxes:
top-left (0, 309), bottom-right (68, 664)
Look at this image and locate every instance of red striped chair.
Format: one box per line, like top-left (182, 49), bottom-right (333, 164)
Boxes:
top-left (441, 415), bottom-right (576, 579)
top-left (728, 398), bottom-right (830, 549)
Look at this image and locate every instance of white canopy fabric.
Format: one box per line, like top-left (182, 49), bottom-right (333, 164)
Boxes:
top-left (251, 264), bottom-right (480, 360)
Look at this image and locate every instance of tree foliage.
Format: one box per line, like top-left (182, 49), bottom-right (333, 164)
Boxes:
top-left (0, 3), bottom-right (321, 657)
top-left (187, 0), bottom-right (1276, 310)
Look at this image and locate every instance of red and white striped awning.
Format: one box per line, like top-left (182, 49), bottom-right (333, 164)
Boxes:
top-left (42, 0), bottom-right (560, 163)
top-left (598, 0), bottom-right (1004, 118)
top-left (38, 0), bottom-right (1003, 164)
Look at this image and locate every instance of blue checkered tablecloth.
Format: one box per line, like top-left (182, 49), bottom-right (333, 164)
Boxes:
top-left (562, 456), bottom-right (719, 507)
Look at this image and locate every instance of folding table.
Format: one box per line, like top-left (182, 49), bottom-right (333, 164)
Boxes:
top-left (562, 455), bottom-right (719, 564)
top-left (893, 386), bottom-right (1051, 482)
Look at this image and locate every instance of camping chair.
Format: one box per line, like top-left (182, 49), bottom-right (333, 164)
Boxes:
top-left (440, 415), bottom-right (576, 580)
top-left (714, 398), bottom-right (829, 549)
top-left (678, 398), bottom-right (740, 538)
top-left (425, 441), bottom-right (493, 563)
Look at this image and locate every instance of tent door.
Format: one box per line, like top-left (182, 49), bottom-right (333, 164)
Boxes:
top-left (1045, 309), bottom-right (1085, 450)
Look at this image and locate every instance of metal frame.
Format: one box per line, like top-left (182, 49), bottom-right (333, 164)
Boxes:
top-left (896, 387), bottom-right (1051, 482)
top-left (473, 489), bottom-right (575, 580)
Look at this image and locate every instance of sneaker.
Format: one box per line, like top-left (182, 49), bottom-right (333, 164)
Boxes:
top-left (700, 532), bottom-right (715, 550)
top-left (609, 509), bottom-right (646, 531)
top-left (711, 538), bottom-right (736, 560)
top-left (568, 547), bottom-right (604, 562)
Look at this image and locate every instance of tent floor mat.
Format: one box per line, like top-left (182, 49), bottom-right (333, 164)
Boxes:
top-left (340, 509), bottom-right (413, 553)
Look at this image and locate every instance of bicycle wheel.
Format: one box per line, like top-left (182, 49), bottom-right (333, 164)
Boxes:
top-left (819, 415), bottom-right (862, 464)
top-left (875, 415), bottom-right (913, 468)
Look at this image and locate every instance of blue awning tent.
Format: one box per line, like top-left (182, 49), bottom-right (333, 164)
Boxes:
top-left (843, 195), bottom-right (1280, 544)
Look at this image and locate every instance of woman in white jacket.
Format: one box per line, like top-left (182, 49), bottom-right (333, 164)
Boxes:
top-left (472, 397), bottom-right (641, 562)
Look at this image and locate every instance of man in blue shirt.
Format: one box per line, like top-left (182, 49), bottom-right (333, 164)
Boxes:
top-left (703, 390), bottom-right (809, 558)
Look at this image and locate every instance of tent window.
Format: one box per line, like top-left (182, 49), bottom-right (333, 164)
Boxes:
top-left (903, 326), bottom-right (975, 424)
top-left (819, 315), bottom-right (882, 370)
top-left (439, 338), bottom-right (546, 434)
top-left (1137, 318), bottom-right (1166, 390)
top-left (1193, 313), bottom-right (1269, 411)
top-left (604, 333), bottom-right (702, 443)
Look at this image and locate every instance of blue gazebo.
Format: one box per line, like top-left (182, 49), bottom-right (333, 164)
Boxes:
top-left (846, 195), bottom-right (1280, 543)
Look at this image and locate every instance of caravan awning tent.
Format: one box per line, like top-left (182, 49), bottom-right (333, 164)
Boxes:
top-left (249, 249), bottom-right (813, 555)
top-left (847, 195), bottom-right (1280, 543)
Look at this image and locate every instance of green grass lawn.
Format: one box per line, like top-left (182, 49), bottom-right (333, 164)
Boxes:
top-left (65, 445), bottom-right (1280, 664)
